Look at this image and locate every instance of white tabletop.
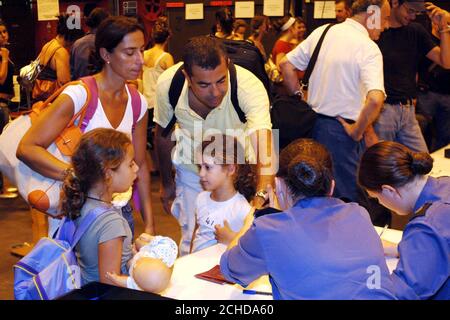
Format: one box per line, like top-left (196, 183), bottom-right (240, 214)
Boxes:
top-left (161, 226), bottom-right (403, 300)
top-left (430, 144), bottom-right (450, 177)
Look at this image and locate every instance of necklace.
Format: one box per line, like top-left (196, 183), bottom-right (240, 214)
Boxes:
top-left (86, 196), bottom-right (112, 205)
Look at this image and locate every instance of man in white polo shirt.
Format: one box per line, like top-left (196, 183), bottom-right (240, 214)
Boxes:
top-left (280, 0), bottom-right (390, 205)
top-left (154, 36), bottom-right (273, 255)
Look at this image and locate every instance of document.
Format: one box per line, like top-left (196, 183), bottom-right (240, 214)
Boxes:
top-left (314, 1), bottom-right (336, 19)
top-left (263, 0), bottom-right (284, 17)
top-left (37, 0), bottom-right (59, 21)
top-left (235, 1), bottom-right (255, 18)
top-left (185, 3), bottom-right (204, 20)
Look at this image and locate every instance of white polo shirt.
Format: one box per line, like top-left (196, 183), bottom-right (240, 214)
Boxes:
top-left (286, 19), bottom-right (385, 121)
top-left (154, 62), bottom-right (271, 172)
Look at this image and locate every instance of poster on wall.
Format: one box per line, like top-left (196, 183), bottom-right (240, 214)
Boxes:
top-left (186, 3), bottom-right (204, 20)
top-left (263, 0), bottom-right (284, 17)
top-left (314, 1), bottom-right (336, 19)
top-left (235, 1), bottom-right (255, 18)
top-left (37, 0), bottom-right (60, 21)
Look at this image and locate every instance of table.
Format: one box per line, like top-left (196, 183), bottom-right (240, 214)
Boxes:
top-left (430, 144), bottom-right (450, 177)
top-left (161, 244), bottom-right (272, 300)
top-left (161, 227), bottom-right (403, 300)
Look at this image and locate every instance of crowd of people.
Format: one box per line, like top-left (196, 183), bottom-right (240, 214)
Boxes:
top-left (0, 0), bottom-right (449, 300)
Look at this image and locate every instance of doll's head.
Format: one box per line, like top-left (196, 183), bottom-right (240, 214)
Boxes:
top-left (133, 257), bottom-right (173, 293)
top-left (135, 233), bottom-right (154, 251)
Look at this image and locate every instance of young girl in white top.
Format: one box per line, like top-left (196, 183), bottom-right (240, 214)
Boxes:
top-left (191, 134), bottom-right (256, 253)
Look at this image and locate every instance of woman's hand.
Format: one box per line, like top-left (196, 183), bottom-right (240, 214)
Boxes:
top-left (381, 239), bottom-right (399, 258)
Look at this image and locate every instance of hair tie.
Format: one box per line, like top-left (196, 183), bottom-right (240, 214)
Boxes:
top-left (281, 17), bottom-right (296, 32)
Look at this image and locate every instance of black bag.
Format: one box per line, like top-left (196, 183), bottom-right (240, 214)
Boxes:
top-left (216, 38), bottom-right (272, 99)
top-left (270, 24), bottom-right (335, 149)
top-left (271, 95), bottom-right (317, 149)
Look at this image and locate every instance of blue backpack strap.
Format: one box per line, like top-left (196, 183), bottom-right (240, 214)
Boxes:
top-left (70, 206), bottom-right (112, 248)
top-left (79, 76), bottom-right (98, 131)
top-left (162, 62), bottom-right (244, 138)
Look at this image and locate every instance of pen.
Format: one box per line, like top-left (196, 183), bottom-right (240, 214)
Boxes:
top-left (379, 224), bottom-right (389, 237)
top-left (242, 289), bottom-right (272, 296)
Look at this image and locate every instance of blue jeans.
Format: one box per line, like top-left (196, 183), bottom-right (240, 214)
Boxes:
top-left (416, 91), bottom-right (450, 152)
top-left (373, 103), bottom-right (428, 153)
top-left (312, 116), bottom-right (366, 203)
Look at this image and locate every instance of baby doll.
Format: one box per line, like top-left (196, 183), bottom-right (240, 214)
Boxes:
top-left (106, 233), bottom-right (178, 293)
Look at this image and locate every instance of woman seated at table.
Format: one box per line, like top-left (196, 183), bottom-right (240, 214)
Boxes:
top-left (358, 141), bottom-right (449, 300)
top-left (220, 139), bottom-right (396, 300)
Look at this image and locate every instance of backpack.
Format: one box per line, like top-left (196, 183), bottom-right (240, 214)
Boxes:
top-left (14, 206), bottom-right (110, 300)
top-left (0, 76), bottom-right (141, 216)
top-left (216, 38), bottom-right (272, 98)
top-left (161, 62), bottom-right (245, 138)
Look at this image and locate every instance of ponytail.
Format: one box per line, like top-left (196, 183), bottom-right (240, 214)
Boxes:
top-left (60, 169), bottom-right (87, 220)
top-left (358, 141), bottom-right (433, 191)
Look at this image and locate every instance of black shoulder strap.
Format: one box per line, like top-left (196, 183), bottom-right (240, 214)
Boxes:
top-left (302, 23), bottom-right (335, 88)
top-left (254, 207), bottom-right (282, 219)
top-left (162, 62), bottom-right (244, 138)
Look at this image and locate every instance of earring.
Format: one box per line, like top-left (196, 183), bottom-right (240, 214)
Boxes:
top-left (106, 61), bottom-right (110, 65)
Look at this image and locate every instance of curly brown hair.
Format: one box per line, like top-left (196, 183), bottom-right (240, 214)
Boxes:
top-left (60, 128), bottom-right (132, 220)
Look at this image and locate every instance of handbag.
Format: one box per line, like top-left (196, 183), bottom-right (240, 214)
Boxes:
top-left (270, 23), bottom-right (335, 149)
top-left (0, 76), bottom-right (143, 216)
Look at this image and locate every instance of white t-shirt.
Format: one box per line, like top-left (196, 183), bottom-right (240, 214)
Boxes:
top-left (286, 19), bottom-right (385, 121)
top-left (142, 52), bottom-right (168, 109)
top-left (61, 83), bottom-right (148, 136)
top-left (192, 191), bottom-right (252, 253)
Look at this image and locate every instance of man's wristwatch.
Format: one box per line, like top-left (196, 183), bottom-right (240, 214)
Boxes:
top-left (255, 190), bottom-right (268, 201)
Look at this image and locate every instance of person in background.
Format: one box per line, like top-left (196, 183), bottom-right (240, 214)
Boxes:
top-left (220, 139), bottom-right (396, 300)
top-left (279, 0), bottom-right (391, 222)
top-left (213, 7), bottom-right (234, 39)
top-left (0, 19), bottom-right (17, 199)
top-left (32, 14), bottom-right (83, 102)
top-left (17, 16), bottom-right (154, 247)
top-left (358, 141), bottom-right (449, 299)
top-left (416, 15), bottom-right (450, 152)
top-left (335, 0), bottom-right (353, 23)
top-left (231, 19), bottom-right (248, 40)
top-left (289, 17), bottom-right (307, 47)
top-left (141, 16), bottom-right (174, 175)
top-left (191, 134), bottom-right (255, 253)
top-left (373, 0), bottom-right (450, 153)
top-left (70, 7), bottom-right (110, 80)
top-left (247, 15), bottom-right (270, 62)
top-left (271, 16), bottom-right (306, 96)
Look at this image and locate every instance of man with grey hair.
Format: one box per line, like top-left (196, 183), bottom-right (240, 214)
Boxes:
top-left (279, 0), bottom-right (390, 210)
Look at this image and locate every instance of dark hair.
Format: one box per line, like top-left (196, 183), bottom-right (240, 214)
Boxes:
top-left (335, 0), bottom-right (353, 9)
top-left (277, 139), bottom-right (334, 199)
top-left (56, 14), bottom-right (84, 43)
top-left (358, 141), bottom-right (433, 191)
top-left (152, 16), bottom-right (171, 44)
top-left (200, 134), bottom-right (256, 202)
top-left (182, 36), bottom-right (228, 76)
top-left (61, 128), bottom-right (132, 219)
top-left (86, 7), bottom-right (110, 30)
top-left (90, 16), bottom-right (145, 73)
top-left (0, 19), bottom-right (7, 28)
top-left (250, 15), bottom-right (270, 37)
top-left (233, 19), bottom-right (247, 32)
top-left (215, 7), bottom-right (234, 37)
top-left (352, 0), bottom-right (386, 14)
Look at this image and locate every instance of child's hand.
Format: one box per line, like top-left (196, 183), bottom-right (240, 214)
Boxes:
top-left (105, 271), bottom-right (120, 284)
top-left (214, 220), bottom-right (237, 245)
